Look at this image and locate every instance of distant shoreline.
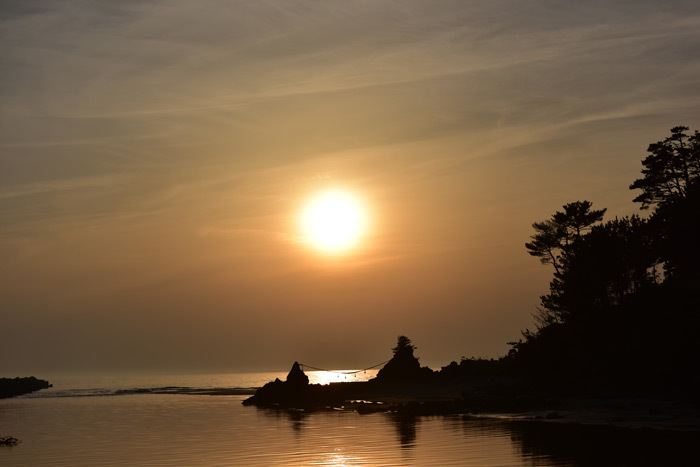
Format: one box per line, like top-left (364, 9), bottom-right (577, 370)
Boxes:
top-left (0, 377), bottom-right (51, 399)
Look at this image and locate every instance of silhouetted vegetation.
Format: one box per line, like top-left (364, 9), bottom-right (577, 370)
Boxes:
top-left (245, 127), bottom-right (699, 411)
top-left (525, 200), bottom-right (607, 274)
top-left (0, 377), bottom-right (51, 399)
top-left (507, 126), bottom-right (700, 396)
top-left (433, 127), bottom-right (699, 399)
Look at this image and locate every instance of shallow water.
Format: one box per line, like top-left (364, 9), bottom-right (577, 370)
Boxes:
top-left (1, 373), bottom-right (697, 466)
top-left (1, 394), bottom-right (546, 466)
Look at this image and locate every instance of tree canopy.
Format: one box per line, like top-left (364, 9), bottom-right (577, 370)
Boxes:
top-left (513, 126), bottom-right (700, 396)
top-left (629, 126), bottom-right (700, 210)
top-left (392, 335), bottom-right (416, 356)
top-left (525, 200), bottom-right (606, 274)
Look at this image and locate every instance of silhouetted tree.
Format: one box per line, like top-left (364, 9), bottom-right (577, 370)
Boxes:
top-left (630, 126), bottom-right (700, 281)
top-left (525, 219), bottom-right (567, 273)
top-left (526, 200), bottom-right (606, 274)
top-left (392, 335), bottom-right (416, 356)
top-left (513, 126), bottom-right (700, 396)
top-left (629, 126), bottom-right (700, 210)
top-left (376, 336), bottom-right (433, 380)
top-left (553, 201), bottom-right (607, 239)
top-left (650, 186), bottom-right (700, 280)
top-left (541, 215), bottom-right (657, 323)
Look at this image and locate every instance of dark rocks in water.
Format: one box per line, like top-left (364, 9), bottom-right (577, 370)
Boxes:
top-left (0, 377), bottom-right (51, 399)
top-left (242, 379), bottom-right (353, 409)
top-left (1, 436), bottom-right (20, 446)
top-left (286, 361), bottom-right (309, 386)
top-left (243, 362), bottom-right (313, 407)
top-left (243, 363), bottom-right (369, 408)
top-left (243, 337), bottom-right (440, 409)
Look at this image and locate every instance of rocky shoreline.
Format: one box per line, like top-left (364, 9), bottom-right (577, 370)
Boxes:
top-left (242, 361), bottom-right (700, 432)
top-left (246, 383), bottom-right (700, 432)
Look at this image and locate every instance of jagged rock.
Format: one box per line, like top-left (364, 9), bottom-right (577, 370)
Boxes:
top-left (244, 363), bottom-right (316, 407)
top-left (286, 362), bottom-right (309, 386)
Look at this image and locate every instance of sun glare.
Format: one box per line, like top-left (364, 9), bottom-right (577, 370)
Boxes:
top-left (300, 189), bottom-right (368, 253)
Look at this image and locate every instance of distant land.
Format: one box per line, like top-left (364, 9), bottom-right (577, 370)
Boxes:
top-left (0, 377), bottom-right (52, 399)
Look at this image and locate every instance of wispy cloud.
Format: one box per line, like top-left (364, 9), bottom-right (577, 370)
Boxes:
top-left (0, 175), bottom-right (120, 200)
top-left (2, 0), bottom-right (700, 370)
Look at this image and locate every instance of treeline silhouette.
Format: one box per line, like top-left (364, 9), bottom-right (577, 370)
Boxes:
top-left (445, 126), bottom-right (699, 397)
top-left (246, 127), bottom-right (699, 409)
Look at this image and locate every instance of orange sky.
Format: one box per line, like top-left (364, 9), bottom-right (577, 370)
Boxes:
top-left (2, 0), bottom-right (700, 373)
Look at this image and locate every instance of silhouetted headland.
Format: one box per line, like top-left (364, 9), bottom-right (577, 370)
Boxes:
top-left (244, 126), bottom-right (700, 430)
top-left (0, 377), bottom-right (51, 399)
top-left (244, 335), bottom-right (561, 412)
top-left (244, 335), bottom-right (700, 431)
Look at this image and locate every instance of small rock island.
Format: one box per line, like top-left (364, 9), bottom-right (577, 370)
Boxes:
top-left (0, 377), bottom-right (52, 399)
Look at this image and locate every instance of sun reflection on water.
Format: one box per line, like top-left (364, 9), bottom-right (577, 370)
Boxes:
top-left (315, 450), bottom-right (366, 466)
top-left (307, 370), bottom-right (378, 385)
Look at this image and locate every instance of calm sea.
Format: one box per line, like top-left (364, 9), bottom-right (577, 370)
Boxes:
top-left (1, 372), bottom-right (696, 466)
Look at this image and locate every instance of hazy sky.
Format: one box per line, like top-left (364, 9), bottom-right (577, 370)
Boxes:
top-left (2, 0), bottom-right (699, 374)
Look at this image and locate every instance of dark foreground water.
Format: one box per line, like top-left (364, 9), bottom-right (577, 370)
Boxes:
top-left (1, 373), bottom-right (697, 466)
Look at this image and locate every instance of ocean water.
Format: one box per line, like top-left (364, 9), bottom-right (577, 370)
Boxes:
top-left (1, 373), bottom-right (696, 466)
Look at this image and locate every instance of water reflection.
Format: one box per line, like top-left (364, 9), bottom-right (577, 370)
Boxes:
top-left (506, 420), bottom-right (699, 466)
top-left (258, 407), bottom-right (421, 448)
top-left (8, 392), bottom-right (697, 467)
top-left (258, 407), bottom-right (309, 432)
top-left (386, 413), bottom-right (420, 448)
top-left (314, 451), bottom-right (366, 466)
top-left (255, 406), bottom-right (699, 466)
top-left (287, 409), bottom-right (308, 433)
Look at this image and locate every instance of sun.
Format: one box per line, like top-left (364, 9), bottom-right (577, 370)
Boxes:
top-left (300, 189), bottom-right (368, 253)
